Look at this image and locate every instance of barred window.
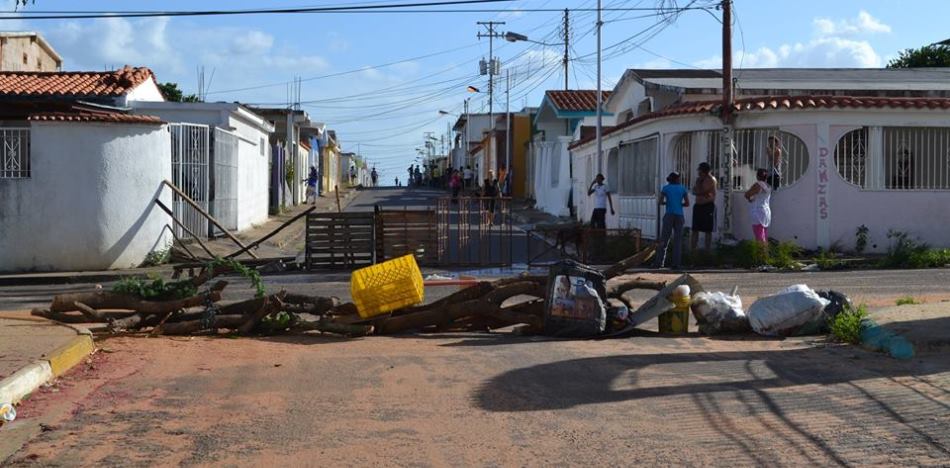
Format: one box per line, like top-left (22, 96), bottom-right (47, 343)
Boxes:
top-left (884, 127), bottom-right (950, 190)
top-left (834, 128), bottom-right (868, 187)
top-left (672, 133), bottom-right (692, 190)
top-left (1, 128), bottom-right (30, 179)
top-left (705, 128), bottom-right (808, 190)
top-left (619, 136), bottom-right (657, 195)
top-left (834, 127), bottom-right (950, 190)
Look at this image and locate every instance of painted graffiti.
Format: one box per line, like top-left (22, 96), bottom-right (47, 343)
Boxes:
top-left (817, 147), bottom-right (829, 219)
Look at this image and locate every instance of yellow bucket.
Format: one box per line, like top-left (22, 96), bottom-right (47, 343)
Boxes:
top-left (659, 294), bottom-right (691, 334)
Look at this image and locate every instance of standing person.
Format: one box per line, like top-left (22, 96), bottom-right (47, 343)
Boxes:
top-left (407, 165), bottom-right (414, 188)
top-left (482, 171), bottom-right (498, 226)
top-left (745, 168), bottom-right (772, 245)
top-left (414, 166), bottom-right (422, 187)
top-left (690, 162), bottom-right (718, 251)
top-left (349, 165), bottom-right (357, 185)
top-left (370, 167), bottom-right (378, 187)
top-left (394, 177), bottom-right (399, 187)
top-left (654, 172), bottom-right (690, 270)
top-left (497, 164), bottom-right (508, 195)
top-left (463, 165), bottom-right (473, 190)
top-left (586, 174), bottom-right (614, 229)
top-left (449, 169), bottom-right (462, 203)
top-left (304, 166), bottom-right (318, 205)
top-left (766, 135), bottom-right (783, 190)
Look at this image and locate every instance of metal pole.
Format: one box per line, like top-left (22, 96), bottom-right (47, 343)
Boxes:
top-left (595, 0), bottom-right (603, 174)
top-left (489, 28), bottom-right (495, 178)
top-left (464, 98), bottom-right (470, 170)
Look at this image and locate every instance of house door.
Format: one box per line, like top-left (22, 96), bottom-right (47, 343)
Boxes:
top-left (616, 135), bottom-right (659, 239)
top-left (210, 127), bottom-right (239, 236)
top-left (170, 123), bottom-right (210, 239)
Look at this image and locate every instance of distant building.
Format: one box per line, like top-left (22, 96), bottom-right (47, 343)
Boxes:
top-left (0, 32), bottom-right (62, 72)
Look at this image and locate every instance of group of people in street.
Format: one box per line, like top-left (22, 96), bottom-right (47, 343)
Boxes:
top-left (587, 159), bottom-right (774, 271)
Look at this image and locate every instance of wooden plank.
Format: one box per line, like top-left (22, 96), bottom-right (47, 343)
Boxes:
top-left (162, 179), bottom-right (258, 259)
top-left (154, 199), bottom-right (216, 258)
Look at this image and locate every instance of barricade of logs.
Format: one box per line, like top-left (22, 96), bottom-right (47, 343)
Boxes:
top-left (32, 246), bottom-right (658, 338)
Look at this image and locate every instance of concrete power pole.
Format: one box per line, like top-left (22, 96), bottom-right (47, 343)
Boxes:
top-left (563, 9), bottom-right (570, 91)
top-left (595, 0), bottom-right (603, 174)
top-left (720, 0), bottom-right (734, 236)
top-left (478, 21), bottom-right (504, 179)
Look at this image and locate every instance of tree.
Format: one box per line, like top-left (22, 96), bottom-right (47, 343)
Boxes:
top-left (887, 44), bottom-right (950, 68)
top-left (158, 82), bottom-right (200, 103)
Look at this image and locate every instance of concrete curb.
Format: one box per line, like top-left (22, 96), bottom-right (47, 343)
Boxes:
top-left (0, 334), bottom-right (96, 405)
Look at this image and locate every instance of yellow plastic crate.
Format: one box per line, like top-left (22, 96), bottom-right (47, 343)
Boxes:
top-left (351, 254), bottom-right (425, 319)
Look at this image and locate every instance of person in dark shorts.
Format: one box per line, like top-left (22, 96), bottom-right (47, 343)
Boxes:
top-left (482, 172), bottom-right (499, 226)
top-left (690, 162), bottom-right (717, 251)
top-left (587, 173), bottom-right (614, 229)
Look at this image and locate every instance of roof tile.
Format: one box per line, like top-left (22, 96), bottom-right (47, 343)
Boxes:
top-left (546, 90), bottom-right (612, 112)
top-left (28, 111), bottom-right (164, 124)
top-left (0, 66), bottom-right (155, 98)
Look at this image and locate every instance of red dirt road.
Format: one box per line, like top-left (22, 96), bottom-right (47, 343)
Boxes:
top-left (5, 332), bottom-right (950, 466)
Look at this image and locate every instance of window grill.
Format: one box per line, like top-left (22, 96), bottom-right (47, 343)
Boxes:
top-left (1, 128), bottom-right (30, 179)
top-left (704, 128), bottom-right (808, 190)
top-left (672, 133), bottom-right (692, 190)
top-left (618, 136), bottom-right (657, 195)
top-left (834, 127), bottom-right (950, 190)
top-left (884, 127), bottom-right (950, 190)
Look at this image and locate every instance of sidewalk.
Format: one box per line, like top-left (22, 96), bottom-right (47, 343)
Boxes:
top-left (0, 311), bottom-right (95, 405)
top-left (870, 302), bottom-right (950, 354)
top-left (0, 188), bottom-right (360, 287)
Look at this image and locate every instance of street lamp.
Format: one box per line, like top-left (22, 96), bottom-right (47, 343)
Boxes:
top-left (504, 31), bottom-right (563, 47)
top-left (466, 85), bottom-right (481, 93)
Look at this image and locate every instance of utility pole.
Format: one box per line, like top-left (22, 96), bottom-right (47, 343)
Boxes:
top-left (505, 69), bottom-right (511, 194)
top-left (464, 98), bottom-right (470, 170)
top-left (720, 0), bottom-right (734, 236)
top-left (563, 9), bottom-right (570, 90)
top-left (478, 20), bottom-right (504, 178)
top-left (595, 0), bottom-right (603, 174)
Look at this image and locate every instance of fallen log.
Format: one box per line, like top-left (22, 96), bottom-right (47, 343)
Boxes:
top-left (483, 281), bottom-right (546, 305)
top-left (73, 302), bottom-right (106, 322)
top-left (375, 299), bottom-right (493, 334)
top-left (602, 245), bottom-right (656, 280)
top-left (389, 282), bottom-right (493, 317)
top-left (50, 281), bottom-right (227, 314)
top-left (158, 315), bottom-right (247, 335)
top-left (291, 318), bottom-right (374, 337)
top-left (238, 293), bottom-right (286, 335)
top-left (281, 294), bottom-right (340, 315)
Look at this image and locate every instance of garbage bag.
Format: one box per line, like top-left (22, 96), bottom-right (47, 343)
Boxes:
top-left (816, 290), bottom-right (853, 320)
top-left (690, 291), bottom-right (750, 335)
top-left (543, 260), bottom-right (608, 337)
top-left (747, 284), bottom-right (830, 337)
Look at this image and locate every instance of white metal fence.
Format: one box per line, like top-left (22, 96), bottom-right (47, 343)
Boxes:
top-left (672, 133), bottom-right (692, 190)
top-left (211, 127), bottom-right (239, 235)
top-left (618, 136), bottom-right (657, 195)
top-left (835, 126), bottom-right (950, 190)
top-left (1, 128), bottom-right (30, 179)
top-left (170, 123), bottom-right (210, 239)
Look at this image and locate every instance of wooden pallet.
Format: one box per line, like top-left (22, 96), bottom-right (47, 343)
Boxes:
top-left (305, 212), bottom-right (376, 269)
top-left (375, 209), bottom-right (438, 266)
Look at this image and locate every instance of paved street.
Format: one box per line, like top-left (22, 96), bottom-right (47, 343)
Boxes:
top-left (4, 329), bottom-right (949, 466)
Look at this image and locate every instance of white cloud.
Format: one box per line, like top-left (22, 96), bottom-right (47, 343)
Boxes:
top-left (813, 10), bottom-right (891, 37)
top-left (497, 8), bottom-right (525, 19)
top-left (230, 30), bottom-right (274, 55)
top-left (327, 32), bottom-right (350, 53)
top-left (695, 10), bottom-right (887, 69)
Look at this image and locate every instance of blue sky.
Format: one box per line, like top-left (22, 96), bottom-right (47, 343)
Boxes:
top-left (4, 0), bottom-right (948, 180)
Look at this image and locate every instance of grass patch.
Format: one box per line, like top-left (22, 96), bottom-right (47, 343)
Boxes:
top-left (691, 239), bottom-right (803, 269)
top-left (813, 249), bottom-right (847, 271)
top-left (829, 304), bottom-right (868, 345)
top-left (895, 296), bottom-right (921, 306)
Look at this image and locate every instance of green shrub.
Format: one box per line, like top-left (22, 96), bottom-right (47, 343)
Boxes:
top-left (855, 225), bottom-right (870, 254)
top-left (113, 274), bottom-right (197, 300)
top-left (141, 245), bottom-right (171, 267)
top-left (880, 230), bottom-right (950, 268)
top-left (813, 249), bottom-right (846, 271)
top-left (895, 296), bottom-right (921, 306)
top-left (770, 240), bottom-right (802, 269)
top-left (829, 304), bottom-right (868, 344)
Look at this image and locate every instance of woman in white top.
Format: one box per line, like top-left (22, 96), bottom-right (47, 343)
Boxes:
top-left (744, 168), bottom-right (772, 244)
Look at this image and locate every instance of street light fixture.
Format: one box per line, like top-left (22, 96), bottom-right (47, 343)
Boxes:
top-left (466, 85), bottom-right (481, 93)
top-left (504, 31), bottom-right (563, 47)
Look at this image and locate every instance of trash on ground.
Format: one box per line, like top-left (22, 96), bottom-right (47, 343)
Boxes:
top-left (860, 318), bottom-right (915, 360)
top-left (1, 402), bottom-right (16, 424)
top-left (748, 284), bottom-right (830, 337)
top-left (543, 260), bottom-right (608, 337)
top-left (659, 285), bottom-right (691, 334)
top-left (690, 287), bottom-right (750, 335)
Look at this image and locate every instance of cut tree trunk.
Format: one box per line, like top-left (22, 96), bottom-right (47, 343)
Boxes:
top-left (50, 281), bottom-right (227, 314)
top-left (602, 245), bottom-right (656, 279)
top-left (606, 278), bottom-right (667, 298)
top-left (158, 315), bottom-right (247, 335)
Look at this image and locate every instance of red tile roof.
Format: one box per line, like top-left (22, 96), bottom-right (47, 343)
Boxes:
top-left (546, 90), bottom-right (611, 112)
top-left (0, 66), bottom-right (155, 98)
top-left (570, 95), bottom-right (950, 149)
top-left (28, 111), bottom-right (163, 124)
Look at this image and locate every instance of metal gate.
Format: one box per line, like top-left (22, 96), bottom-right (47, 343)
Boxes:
top-left (375, 208), bottom-right (438, 265)
top-left (210, 127), bottom-right (239, 236)
top-left (436, 197), bottom-right (512, 267)
top-left (170, 123), bottom-right (210, 239)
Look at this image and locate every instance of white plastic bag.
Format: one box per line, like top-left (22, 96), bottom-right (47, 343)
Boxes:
top-left (690, 290), bottom-right (749, 335)
top-left (747, 284), bottom-right (830, 336)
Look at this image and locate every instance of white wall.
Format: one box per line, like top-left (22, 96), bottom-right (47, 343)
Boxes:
top-left (0, 122), bottom-right (171, 272)
top-left (532, 136), bottom-right (573, 217)
top-left (121, 77), bottom-right (165, 105)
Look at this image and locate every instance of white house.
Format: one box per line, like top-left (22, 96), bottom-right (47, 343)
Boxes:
top-left (529, 90), bottom-right (611, 217)
top-left (129, 102), bottom-right (275, 232)
top-left (569, 68), bottom-right (950, 251)
top-left (0, 67), bottom-right (170, 271)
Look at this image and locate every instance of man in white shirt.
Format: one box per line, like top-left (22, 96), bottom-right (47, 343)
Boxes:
top-left (463, 166), bottom-right (474, 189)
top-left (587, 173), bottom-right (614, 229)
